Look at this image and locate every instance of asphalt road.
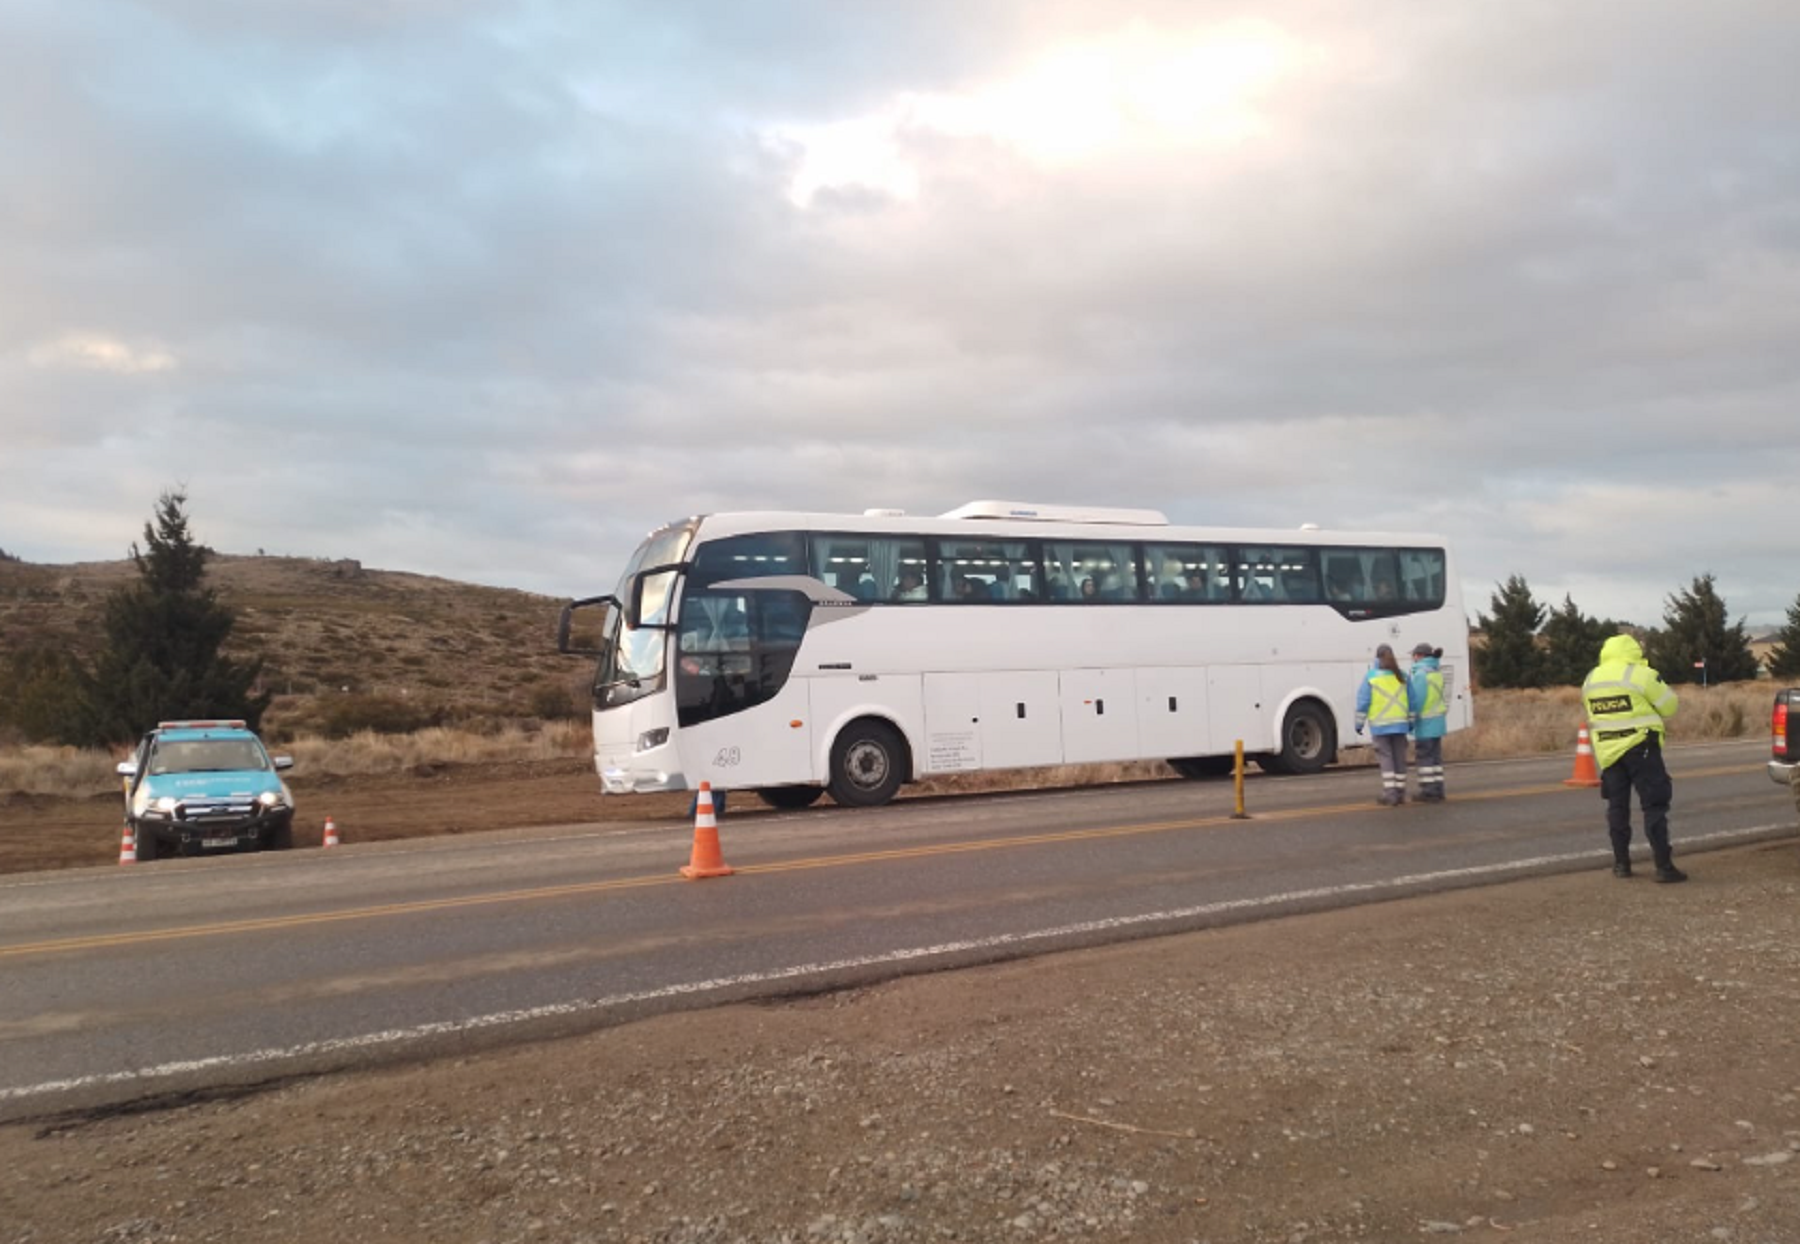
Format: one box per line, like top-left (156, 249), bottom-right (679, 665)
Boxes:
top-left (1, 739), bottom-right (1790, 1121)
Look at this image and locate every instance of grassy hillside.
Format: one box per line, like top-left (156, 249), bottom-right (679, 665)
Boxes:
top-left (0, 553), bottom-right (593, 739)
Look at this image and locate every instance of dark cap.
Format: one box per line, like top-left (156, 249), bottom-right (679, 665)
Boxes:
top-left (1411, 641), bottom-right (1435, 657)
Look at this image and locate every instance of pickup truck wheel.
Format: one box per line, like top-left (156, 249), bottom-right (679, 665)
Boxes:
top-left (133, 822), bottom-right (160, 862)
top-left (265, 818), bottom-right (295, 850)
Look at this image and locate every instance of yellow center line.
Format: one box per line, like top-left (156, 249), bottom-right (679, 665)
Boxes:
top-left (0, 760), bottom-right (1760, 960)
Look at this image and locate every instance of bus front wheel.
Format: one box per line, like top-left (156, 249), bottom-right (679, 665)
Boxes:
top-left (1263, 700), bottom-right (1336, 775)
top-left (828, 720), bottom-right (908, 808)
top-left (757, 785), bottom-right (826, 810)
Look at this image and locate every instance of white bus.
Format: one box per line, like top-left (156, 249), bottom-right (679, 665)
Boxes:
top-left (558, 501), bottom-right (1472, 808)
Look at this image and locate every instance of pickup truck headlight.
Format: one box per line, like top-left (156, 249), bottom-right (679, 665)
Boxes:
top-left (153, 796), bottom-right (179, 815)
top-left (257, 790), bottom-right (289, 809)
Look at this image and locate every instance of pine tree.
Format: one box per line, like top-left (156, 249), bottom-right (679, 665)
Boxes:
top-left (1540, 595), bottom-right (1616, 687)
top-left (1474, 575), bottom-right (1546, 689)
top-left (1767, 591), bottom-right (1800, 679)
top-left (77, 491), bottom-right (269, 745)
top-left (1644, 573), bottom-right (1759, 685)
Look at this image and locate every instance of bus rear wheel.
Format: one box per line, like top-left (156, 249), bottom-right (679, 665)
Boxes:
top-left (757, 785), bottom-right (826, 810)
top-left (1169, 756), bottom-right (1235, 779)
top-left (828, 720), bottom-right (908, 808)
top-left (1262, 700), bottom-right (1336, 775)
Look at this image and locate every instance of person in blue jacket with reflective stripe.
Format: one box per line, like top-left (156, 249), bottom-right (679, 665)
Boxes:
top-left (1354, 643), bottom-right (1414, 806)
top-left (1407, 642), bottom-right (1449, 801)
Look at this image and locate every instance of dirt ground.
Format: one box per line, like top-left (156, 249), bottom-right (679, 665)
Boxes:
top-left (5, 776), bottom-right (1800, 1242)
top-left (0, 758), bottom-right (672, 874)
top-left (0, 756), bottom-right (1184, 874)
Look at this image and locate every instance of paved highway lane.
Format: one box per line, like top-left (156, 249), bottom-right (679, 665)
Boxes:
top-left (1, 739), bottom-right (1792, 1119)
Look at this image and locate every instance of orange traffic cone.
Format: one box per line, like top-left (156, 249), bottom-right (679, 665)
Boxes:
top-left (322, 816), bottom-right (340, 848)
top-left (118, 822), bottom-right (137, 865)
top-left (679, 783), bottom-right (734, 879)
top-left (1563, 725), bottom-right (1602, 788)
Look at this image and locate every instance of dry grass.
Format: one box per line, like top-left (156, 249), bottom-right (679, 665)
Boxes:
top-left (0, 721), bottom-right (593, 798)
top-left (1444, 681), bottom-right (1770, 762)
top-left (0, 686), bottom-right (1780, 800)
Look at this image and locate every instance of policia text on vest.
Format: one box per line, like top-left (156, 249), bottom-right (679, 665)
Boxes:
top-left (1581, 634), bottom-right (1686, 883)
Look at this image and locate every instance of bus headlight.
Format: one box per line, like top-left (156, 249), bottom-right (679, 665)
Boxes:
top-left (636, 728), bottom-right (669, 752)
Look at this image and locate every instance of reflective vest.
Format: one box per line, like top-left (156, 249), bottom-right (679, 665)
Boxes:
top-left (1417, 671), bottom-right (1446, 721)
top-left (1582, 662), bottom-right (1678, 769)
top-left (1367, 671), bottom-right (1410, 729)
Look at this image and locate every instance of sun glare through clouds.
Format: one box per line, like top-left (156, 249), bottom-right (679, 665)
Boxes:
top-left (775, 20), bottom-right (1300, 207)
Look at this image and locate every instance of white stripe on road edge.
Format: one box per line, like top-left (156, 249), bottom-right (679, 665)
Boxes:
top-left (4, 820), bottom-right (1793, 1106)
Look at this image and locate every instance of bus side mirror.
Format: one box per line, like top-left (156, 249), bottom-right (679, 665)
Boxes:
top-left (557, 595), bottom-right (615, 655)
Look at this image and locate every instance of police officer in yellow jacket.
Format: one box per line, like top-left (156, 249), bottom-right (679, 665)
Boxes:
top-left (1582, 634), bottom-right (1684, 882)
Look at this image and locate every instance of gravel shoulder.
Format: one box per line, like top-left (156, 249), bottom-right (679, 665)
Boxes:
top-left (7, 833), bottom-right (1800, 1244)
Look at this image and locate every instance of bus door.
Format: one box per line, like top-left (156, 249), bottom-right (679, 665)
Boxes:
top-left (674, 588), bottom-right (813, 788)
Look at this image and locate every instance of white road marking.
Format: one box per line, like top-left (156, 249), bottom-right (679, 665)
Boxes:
top-left (4, 819), bottom-right (1792, 1106)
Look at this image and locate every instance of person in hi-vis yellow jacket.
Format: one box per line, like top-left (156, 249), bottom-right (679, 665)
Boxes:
top-left (1582, 634), bottom-right (1683, 882)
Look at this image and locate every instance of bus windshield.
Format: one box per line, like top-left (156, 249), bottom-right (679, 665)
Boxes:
top-left (595, 520), bottom-right (696, 704)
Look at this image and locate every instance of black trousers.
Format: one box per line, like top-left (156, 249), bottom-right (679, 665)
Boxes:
top-left (1600, 734), bottom-right (1673, 867)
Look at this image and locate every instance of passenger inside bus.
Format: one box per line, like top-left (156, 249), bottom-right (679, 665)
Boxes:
top-left (1158, 557), bottom-right (1186, 600)
top-left (952, 574), bottom-right (992, 602)
top-left (892, 568), bottom-right (927, 601)
top-left (1281, 568), bottom-right (1318, 602)
top-left (837, 565), bottom-right (877, 601)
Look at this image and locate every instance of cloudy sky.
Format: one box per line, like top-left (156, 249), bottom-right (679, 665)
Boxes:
top-left (3, 0), bottom-right (1796, 628)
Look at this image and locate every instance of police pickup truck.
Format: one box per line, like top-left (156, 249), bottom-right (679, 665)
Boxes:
top-left (117, 720), bottom-right (296, 860)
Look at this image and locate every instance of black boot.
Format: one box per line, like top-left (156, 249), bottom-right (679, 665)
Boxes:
top-left (1611, 861), bottom-right (1633, 879)
top-left (1654, 864), bottom-right (1688, 884)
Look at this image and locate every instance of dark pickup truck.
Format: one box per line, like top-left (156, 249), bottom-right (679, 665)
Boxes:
top-left (1773, 689), bottom-right (1797, 794)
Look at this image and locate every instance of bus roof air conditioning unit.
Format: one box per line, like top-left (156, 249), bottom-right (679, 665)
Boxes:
top-left (938, 500), bottom-right (1170, 526)
top-left (862, 508), bottom-right (907, 517)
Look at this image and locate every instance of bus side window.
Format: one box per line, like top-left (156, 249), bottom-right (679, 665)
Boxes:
top-left (1144, 543), bottom-right (1225, 602)
top-left (1324, 553), bottom-right (1365, 603)
top-left (690, 532), bottom-right (805, 591)
top-left (679, 595), bottom-right (751, 653)
top-left (1238, 547), bottom-right (1317, 602)
top-left (931, 538), bottom-right (1038, 603)
top-left (1398, 549), bottom-right (1446, 606)
top-left (1046, 540), bottom-right (1138, 602)
top-left (1235, 549), bottom-right (1276, 602)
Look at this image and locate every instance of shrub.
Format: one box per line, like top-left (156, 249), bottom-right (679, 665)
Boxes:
top-left (316, 693), bottom-right (442, 738)
top-left (528, 679), bottom-right (585, 721)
